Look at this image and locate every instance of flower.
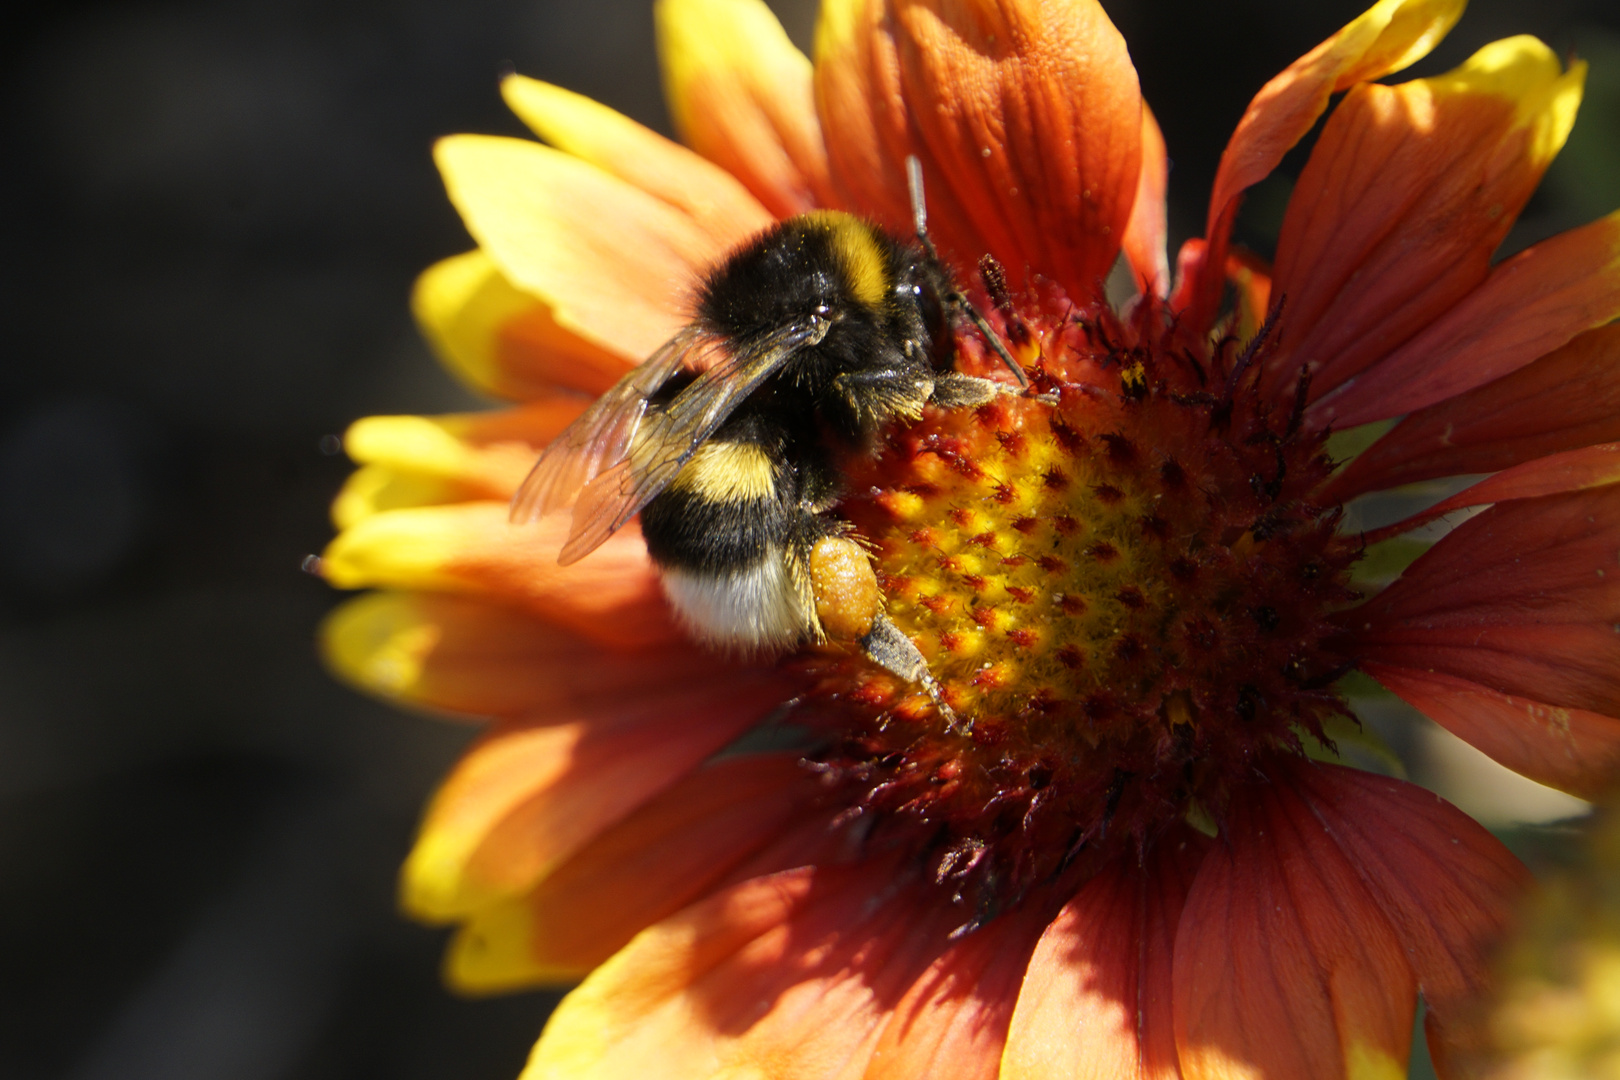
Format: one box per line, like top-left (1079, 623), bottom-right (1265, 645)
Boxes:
top-left (317, 0), bottom-right (1620, 1075)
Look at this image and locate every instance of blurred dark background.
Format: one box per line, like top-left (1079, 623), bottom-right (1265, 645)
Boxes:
top-left (1, 1), bottom-right (1615, 1077)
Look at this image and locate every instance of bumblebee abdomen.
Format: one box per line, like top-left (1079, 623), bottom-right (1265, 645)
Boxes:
top-left (640, 436), bottom-right (792, 573)
top-left (641, 473), bottom-right (817, 651)
top-left (639, 415), bottom-right (838, 652)
top-left (657, 560), bottom-right (815, 653)
top-left (640, 486), bottom-right (792, 575)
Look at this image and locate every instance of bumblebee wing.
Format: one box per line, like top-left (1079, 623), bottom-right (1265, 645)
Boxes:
top-left (509, 326), bottom-right (704, 526)
top-left (557, 316), bottom-right (831, 565)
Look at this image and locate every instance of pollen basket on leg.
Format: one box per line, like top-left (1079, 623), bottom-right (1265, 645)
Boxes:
top-left (807, 299), bottom-right (1362, 902)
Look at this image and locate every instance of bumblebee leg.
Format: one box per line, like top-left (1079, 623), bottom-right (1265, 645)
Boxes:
top-left (829, 364), bottom-right (935, 429)
top-left (859, 614), bottom-right (967, 734)
top-left (928, 372), bottom-right (1000, 409)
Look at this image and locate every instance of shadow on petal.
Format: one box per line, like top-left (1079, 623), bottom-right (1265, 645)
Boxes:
top-left (447, 753), bottom-right (819, 991)
top-left (1003, 830), bottom-right (1206, 1080)
top-left (402, 675), bottom-right (792, 922)
top-left (522, 861), bottom-right (966, 1080)
top-left (1173, 763), bottom-right (1417, 1080)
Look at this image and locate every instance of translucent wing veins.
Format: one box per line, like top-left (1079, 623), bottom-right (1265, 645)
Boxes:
top-left (513, 315), bottom-right (832, 567)
top-left (508, 327), bottom-right (701, 527)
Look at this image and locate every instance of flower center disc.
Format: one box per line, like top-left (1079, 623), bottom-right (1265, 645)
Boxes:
top-left (808, 301), bottom-right (1362, 901)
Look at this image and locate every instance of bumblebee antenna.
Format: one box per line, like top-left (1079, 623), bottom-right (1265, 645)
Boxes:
top-left (905, 155), bottom-right (1029, 389)
top-left (906, 155), bottom-right (931, 241)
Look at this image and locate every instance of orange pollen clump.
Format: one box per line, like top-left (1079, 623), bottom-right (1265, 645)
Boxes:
top-left (800, 296), bottom-right (1362, 910)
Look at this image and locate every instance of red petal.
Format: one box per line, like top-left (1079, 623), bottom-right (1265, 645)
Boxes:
top-left (1322, 324), bottom-right (1620, 502)
top-left (1365, 664), bottom-right (1620, 800)
top-left (814, 0), bottom-right (918, 231)
top-left (1173, 764), bottom-right (1417, 1080)
top-left (1344, 484), bottom-right (1620, 719)
top-left (816, 0), bottom-right (1142, 296)
top-left (1122, 103), bottom-right (1170, 298)
top-left (891, 0), bottom-right (1141, 296)
top-left (1167, 237), bottom-right (1208, 316)
top-left (1002, 831), bottom-right (1206, 1080)
top-left (1353, 622), bottom-right (1620, 723)
top-left (1286, 764), bottom-right (1530, 1074)
top-left (1262, 40), bottom-right (1583, 403)
top-left (1310, 209), bottom-right (1620, 428)
top-left (1360, 442), bottom-right (1620, 544)
top-left (1182, 0), bottom-right (1464, 334)
top-left (1226, 248), bottom-right (1273, 345)
top-left (865, 892), bottom-right (1055, 1080)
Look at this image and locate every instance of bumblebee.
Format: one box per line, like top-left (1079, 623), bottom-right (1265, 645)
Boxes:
top-left (513, 175), bottom-right (1024, 715)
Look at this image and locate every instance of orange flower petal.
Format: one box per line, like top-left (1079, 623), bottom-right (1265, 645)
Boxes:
top-left (434, 134), bottom-right (729, 360)
top-left (1122, 102), bottom-right (1170, 298)
top-left (447, 754), bottom-right (816, 990)
top-left (1173, 763), bottom-right (1417, 1080)
top-left (1226, 248), bottom-right (1273, 346)
top-left (709, 805), bottom-right (876, 889)
top-left (865, 892), bottom-right (1054, 1080)
top-left (1365, 664), bottom-right (1620, 801)
top-left (501, 74), bottom-right (773, 247)
top-left (814, 0), bottom-right (918, 229)
top-left (1356, 621), bottom-right (1620, 725)
top-left (656, 0), bottom-right (833, 217)
top-left (1167, 236), bottom-right (1208, 316)
top-left (331, 401), bottom-right (582, 529)
top-left (522, 863), bottom-right (958, 1080)
top-left (1264, 37), bottom-right (1585, 403)
top-left (319, 502), bottom-right (674, 649)
top-left (1002, 832), bottom-right (1206, 1080)
top-left (439, 400), bottom-right (592, 446)
top-left (329, 467), bottom-right (468, 531)
top-left (1322, 324), bottom-right (1620, 502)
top-left (319, 591), bottom-right (742, 720)
top-left (1345, 485), bottom-right (1620, 724)
top-left (413, 249), bottom-right (636, 399)
top-left (402, 676), bottom-right (789, 921)
top-left (888, 0), bottom-right (1141, 297)
top-left (1285, 764), bottom-right (1529, 1074)
top-left (1183, 0), bottom-right (1465, 334)
top-left (1309, 208), bottom-right (1620, 428)
top-left (1361, 442), bottom-right (1620, 543)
